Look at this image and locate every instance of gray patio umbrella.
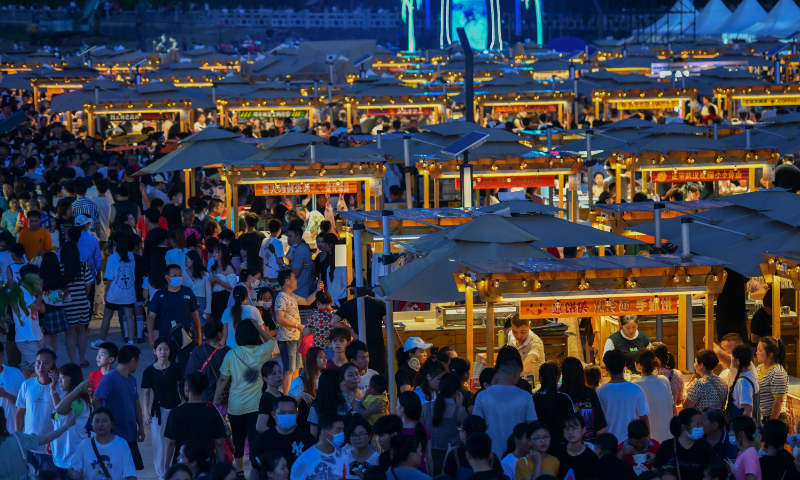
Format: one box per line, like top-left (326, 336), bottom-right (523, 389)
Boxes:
top-left (720, 188), bottom-right (800, 226)
top-left (633, 205), bottom-right (800, 276)
top-left (477, 200), bottom-right (563, 215)
top-left (378, 215), bottom-right (552, 302)
top-left (140, 138), bottom-right (265, 174)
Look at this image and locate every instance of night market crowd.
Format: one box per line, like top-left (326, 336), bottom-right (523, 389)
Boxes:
top-left (0, 100), bottom-right (798, 480)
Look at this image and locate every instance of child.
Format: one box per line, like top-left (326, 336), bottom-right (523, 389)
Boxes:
top-left (362, 375), bottom-right (389, 425)
top-left (88, 341), bottom-right (118, 398)
top-left (515, 421), bottom-right (559, 480)
top-left (617, 419), bottom-right (660, 470)
top-left (6, 243), bottom-right (26, 284)
top-left (327, 327), bottom-right (351, 370)
top-left (584, 364), bottom-right (602, 390)
top-left (303, 290), bottom-right (334, 358)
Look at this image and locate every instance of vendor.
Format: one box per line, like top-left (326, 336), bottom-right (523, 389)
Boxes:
top-left (749, 286), bottom-right (773, 346)
top-left (395, 337), bottom-right (431, 393)
top-left (506, 315), bottom-right (545, 382)
top-left (603, 315), bottom-right (651, 373)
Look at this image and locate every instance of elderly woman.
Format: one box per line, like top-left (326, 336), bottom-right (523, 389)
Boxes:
top-left (602, 315), bottom-right (651, 374)
top-left (295, 204), bottom-right (325, 238)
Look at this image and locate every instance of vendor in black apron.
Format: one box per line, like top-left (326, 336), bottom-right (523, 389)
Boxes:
top-left (603, 315), bottom-right (651, 374)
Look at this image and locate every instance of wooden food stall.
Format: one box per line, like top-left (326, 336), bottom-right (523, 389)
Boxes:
top-left (760, 252), bottom-right (800, 377)
top-left (222, 83), bottom-right (321, 128)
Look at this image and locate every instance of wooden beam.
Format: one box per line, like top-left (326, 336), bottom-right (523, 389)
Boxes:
top-left (678, 294), bottom-right (688, 371)
top-left (346, 230), bottom-right (354, 300)
top-left (486, 302), bottom-right (495, 368)
top-left (184, 169), bottom-right (192, 207)
top-left (773, 274), bottom-right (781, 340)
top-left (558, 174), bottom-right (564, 219)
top-left (705, 293), bottom-right (716, 349)
top-left (225, 178), bottom-right (233, 230)
top-left (465, 287), bottom-right (474, 370)
top-left (423, 169), bottom-right (430, 208)
top-left (749, 167), bottom-right (756, 192)
top-left (434, 177), bottom-right (440, 208)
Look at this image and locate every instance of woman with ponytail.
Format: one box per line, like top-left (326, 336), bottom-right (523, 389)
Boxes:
top-left (221, 285), bottom-right (261, 349)
top-left (500, 423), bottom-right (529, 480)
top-left (653, 408), bottom-right (717, 480)
top-left (397, 391), bottom-right (433, 476)
top-left (757, 336), bottom-right (789, 426)
top-left (730, 416), bottom-right (762, 480)
top-left (726, 344), bottom-right (758, 420)
top-left (97, 230), bottom-right (136, 348)
top-left (653, 342), bottom-right (684, 415)
top-left (532, 361), bottom-right (576, 448)
top-left (420, 372), bottom-right (467, 475)
top-left (632, 349), bottom-right (674, 443)
top-left (414, 358), bottom-right (446, 405)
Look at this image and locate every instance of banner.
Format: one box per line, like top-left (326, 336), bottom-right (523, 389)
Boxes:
top-left (492, 104), bottom-right (558, 113)
top-left (614, 99), bottom-right (682, 110)
top-left (651, 169), bottom-right (749, 183)
top-left (255, 181), bottom-right (358, 196)
top-left (521, 295), bottom-right (679, 319)
top-left (455, 175), bottom-right (555, 190)
top-left (106, 113), bottom-right (170, 121)
top-left (237, 110), bottom-right (307, 119)
top-left (366, 108), bottom-right (433, 116)
top-left (741, 96), bottom-right (800, 107)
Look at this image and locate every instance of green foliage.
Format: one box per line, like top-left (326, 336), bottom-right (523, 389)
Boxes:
top-left (0, 273), bottom-right (42, 326)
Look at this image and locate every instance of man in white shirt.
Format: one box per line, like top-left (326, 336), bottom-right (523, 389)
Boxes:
top-left (506, 315), bottom-right (545, 382)
top-left (0, 342), bottom-right (25, 433)
top-left (712, 332), bottom-right (758, 388)
top-left (597, 349), bottom-right (650, 441)
top-left (90, 179), bottom-right (114, 247)
top-left (290, 412), bottom-right (349, 480)
top-left (473, 347), bottom-right (537, 460)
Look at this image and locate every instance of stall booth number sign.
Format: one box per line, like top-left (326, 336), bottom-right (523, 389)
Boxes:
top-left (238, 110), bottom-right (307, 119)
top-left (521, 295), bottom-right (679, 319)
top-left (455, 175), bottom-right (555, 190)
top-left (106, 113), bottom-right (170, 121)
top-left (651, 169), bottom-right (749, 183)
top-left (255, 182), bottom-right (358, 196)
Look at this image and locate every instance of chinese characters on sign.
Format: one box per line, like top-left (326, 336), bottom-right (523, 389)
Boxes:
top-left (237, 110), bottom-right (307, 119)
top-left (106, 113), bottom-right (170, 121)
top-left (615, 99), bottom-right (681, 111)
top-left (455, 175), bottom-right (555, 190)
top-left (521, 295), bottom-right (679, 319)
top-left (366, 108), bottom-right (433, 116)
top-left (741, 96), bottom-right (800, 107)
top-left (652, 169), bottom-right (749, 183)
top-left (492, 104), bottom-right (558, 113)
top-left (255, 182), bottom-right (358, 196)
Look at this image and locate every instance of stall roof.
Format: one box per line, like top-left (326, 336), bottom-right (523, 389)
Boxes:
top-left (590, 200), bottom-right (728, 215)
top-left (458, 254), bottom-right (727, 274)
top-left (477, 200), bottom-right (563, 214)
top-left (338, 208), bottom-right (484, 223)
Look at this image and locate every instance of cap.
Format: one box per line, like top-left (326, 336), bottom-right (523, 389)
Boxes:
top-left (404, 337), bottom-right (432, 352)
top-left (75, 215), bottom-right (92, 226)
top-left (153, 174), bottom-right (166, 183)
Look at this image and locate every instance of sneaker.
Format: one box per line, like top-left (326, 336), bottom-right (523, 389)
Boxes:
top-left (126, 341), bottom-right (135, 346)
top-left (89, 339), bottom-right (103, 350)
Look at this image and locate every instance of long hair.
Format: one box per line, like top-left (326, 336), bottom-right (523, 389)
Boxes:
top-left (558, 357), bottom-right (586, 404)
top-left (301, 347), bottom-right (325, 398)
top-left (212, 244), bottom-right (232, 273)
top-left (414, 358), bottom-right (445, 401)
top-left (635, 349), bottom-right (657, 375)
top-left (432, 373), bottom-right (461, 427)
top-left (652, 342), bottom-right (676, 370)
top-left (760, 336), bottom-right (787, 370)
top-left (148, 248), bottom-right (168, 290)
top-left (240, 240), bottom-right (262, 277)
top-left (389, 434), bottom-right (421, 469)
top-left (669, 407), bottom-right (700, 438)
top-left (230, 285), bottom-right (248, 331)
top-left (730, 344), bottom-right (754, 392)
top-left (171, 226), bottom-right (186, 250)
top-left (112, 231), bottom-right (129, 262)
top-left (397, 391), bottom-right (427, 448)
top-left (185, 249), bottom-right (208, 280)
top-left (312, 369), bottom-right (345, 415)
top-left (59, 363), bottom-right (91, 406)
top-left (538, 361), bottom-right (561, 417)
top-left (503, 423), bottom-right (528, 457)
top-left (0, 406), bottom-right (8, 439)
top-left (40, 251), bottom-right (66, 291)
top-left (60, 241), bottom-right (83, 284)
top-left (179, 438), bottom-right (211, 475)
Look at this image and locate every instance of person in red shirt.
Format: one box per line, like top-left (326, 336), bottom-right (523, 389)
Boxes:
top-left (616, 419), bottom-right (660, 470)
top-left (87, 341), bottom-right (118, 398)
top-left (136, 205), bottom-right (168, 240)
top-left (326, 327), bottom-right (351, 370)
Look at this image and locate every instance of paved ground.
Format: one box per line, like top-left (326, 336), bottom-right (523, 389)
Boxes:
top-left (4, 310), bottom-right (253, 480)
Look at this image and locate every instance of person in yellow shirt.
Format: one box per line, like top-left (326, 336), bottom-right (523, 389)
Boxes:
top-left (361, 374), bottom-right (389, 425)
top-left (515, 421), bottom-right (560, 480)
top-left (17, 210), bottom-right (52, 262)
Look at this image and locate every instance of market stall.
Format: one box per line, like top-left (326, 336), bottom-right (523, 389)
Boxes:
top-left (760, 252), bottom-right (800, 377)
top-left (222, 82), bottom-right (321, 128)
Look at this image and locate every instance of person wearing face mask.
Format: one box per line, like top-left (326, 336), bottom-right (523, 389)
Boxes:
top-left (653, 408), bottom-right (717, 480)
top-left (250, 396), bottom-right (317, 480)
top-left (289, 412), bottom-right (349, 480)
top-left (729, 416), bottom-right (762, 480)
top-left (226, 266), bottom-right (262, 308)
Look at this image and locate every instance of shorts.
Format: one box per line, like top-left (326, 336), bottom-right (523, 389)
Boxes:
top-left (41, 304), bottom-right (70, 334)
top-left (279, 340), bottom-right (302, 371)
top-left (105, 302), bottom-right (135, 311)
top-left (17, 338), bottom-right (43, 371)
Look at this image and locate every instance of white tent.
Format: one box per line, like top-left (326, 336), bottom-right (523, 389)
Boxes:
top-left (635, 0), bottom-right (698, 37)
top-left (694, 0), bottom-right (732, 35)
top-left (711, 0), bottom-right (767, 34)
top-left (743, 0), bottom-right (800, 36)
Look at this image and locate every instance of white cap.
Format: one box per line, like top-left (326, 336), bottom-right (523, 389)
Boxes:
top-left (404, 337), bottom-right (432, 352)
top-left (75, 215), bottom-right (92, 226)
top-left (153, 174), bottom-right (166, 183)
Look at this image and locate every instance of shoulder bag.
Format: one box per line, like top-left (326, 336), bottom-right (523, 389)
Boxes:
top-left (165, 292), bottom-right (194, 350)
top-left (200, 344), bottom-right (229, 404)
top-left (707, 376), bottom-right (726, 409)
top-left (673, 437), bottom-right (683, 480)
top-left (13, 433), bottom-right (36, 480)
top-left (91, 437), bottom-right (113, 479)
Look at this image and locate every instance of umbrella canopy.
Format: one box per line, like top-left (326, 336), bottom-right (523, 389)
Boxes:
top-left (633, 205), bottom-right (800, 276)
top-left (255, 132), bottom-right (327, 149)
top-left (719, 188), bottom-right (800, 226)
top-left (648, 123), bottom-right (710, 135)
top-left (179, 127), bottom-right (241, 143)
top-left (545, 36), bottom-right (589, 52)
top-left (140, 139), bottom-right (264, 174)
top-left (477, 200), bottom-right (563, 215)
top-left (107, 134), bottom-right (149, 146)
top-left (615, 133), bottom-right (726, 154)
top-left (0, 111), bottom-right (28, 136)
top-left (346, 137), bottom-right (443, 164)
top-left (556, 129), bottom-right (652, 158)
top-left (597, 118), bottom-right (656, 130)
top-left (421, 123), bottom-right (524, 143)
top-left (244, 143), bottom-right (375, 164)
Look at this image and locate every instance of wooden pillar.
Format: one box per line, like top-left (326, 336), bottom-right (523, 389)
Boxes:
top-left (705, 293), bottom-right (717, 348)
top-left (345, 230), bottom-right (354, 300)
top-left (558, 103), bottom-right (564, 125)
top-left (188, 109), bottom-right (195, 133)
top-left (558, 174), bottom-right (564, 219)
top-left (629, 171), bottom-right (636, 200)
top-left (225, 178), bottom-right (233, 230)
top-left (357, 181), bottom-right (363, 210)
top-left (749, 167), bottom-right (756, 191)
top-left (485, 302), bottom-right (495, 368)
top-left (346, 104), bottom-right (353, 128)
top-left (423, 169), bottom-right (430, 208)
top-left (432, 107), bottom-right (439, 125)
top-left (365, 180), bottom-right (371, 211)
top-left (465, 287), bottom-right (474, 368)
top-left (773, 274), bottom-right (782, 340)
top-left (231, 180), bottom-right (239, 232)
top-left (594, 97), bottom-right (600, 119)
top-left (615, 166), bottom-right (622, 203)
top-left (87, 111), bottom-right (94, 137)
top-left (66, 112), bottom-right (73, 134)
top-left (433, 177), bottom-right (440, 208)
top-left (32, 86), bottom-right (38, 109)
top-left (796, 290), bottom-right (800, 377)
top-left (184, 169), bottom-right (192, 206)
top-left (678, 294), bottom-right (688, 371)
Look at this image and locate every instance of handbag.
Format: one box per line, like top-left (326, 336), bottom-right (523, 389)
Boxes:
top-left (91, 437), bottom-right (113, 479)
top-left (201, 344), bottom-right (230, 404)
top-left (13, 433), bottom-right (36, 480)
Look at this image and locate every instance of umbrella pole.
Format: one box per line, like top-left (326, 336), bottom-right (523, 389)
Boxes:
top-left (184, 169), bottom-right (192, 206)
top-left (225, 178), bottom-right (233, 231)
top-left (434, 177), bottom-right (440, 208)
top-left (353, 224), bottom-right (367, 348)
top-left (704, 293), bottom-right (716, 349)
top-left (772, 274), bottom-right (781, 340)
top-left (381, 212), bottom-right (398, 414)
top-left (485, 301), bottom-right (495, 368)
top-left (465, 287), bottom-right (474, 376)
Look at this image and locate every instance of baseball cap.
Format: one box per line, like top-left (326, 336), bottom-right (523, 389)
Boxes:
top-left (404, 337), bottom-right (432, 352)
top-left (153, 174), bottom-right (166, 183)
top-left (75, 215), bottom-right (92, 226)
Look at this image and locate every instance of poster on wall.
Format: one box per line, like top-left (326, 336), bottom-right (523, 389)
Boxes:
top-left (451, 0), bottom-right (489, 50)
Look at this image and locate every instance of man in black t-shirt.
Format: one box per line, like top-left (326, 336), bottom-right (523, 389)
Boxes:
top-left (593, 433), bottom-right (636, 480)
top-left (250, 396), bottom-right (316, 480)
top-left (750, 286), bottom-right (773, 346)
top-left (464, 433), bottom-right (510, 480)
top-left (164, 373), bottom-right (226, 471)
top-left (332, 294), bottom-right (402, 376)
